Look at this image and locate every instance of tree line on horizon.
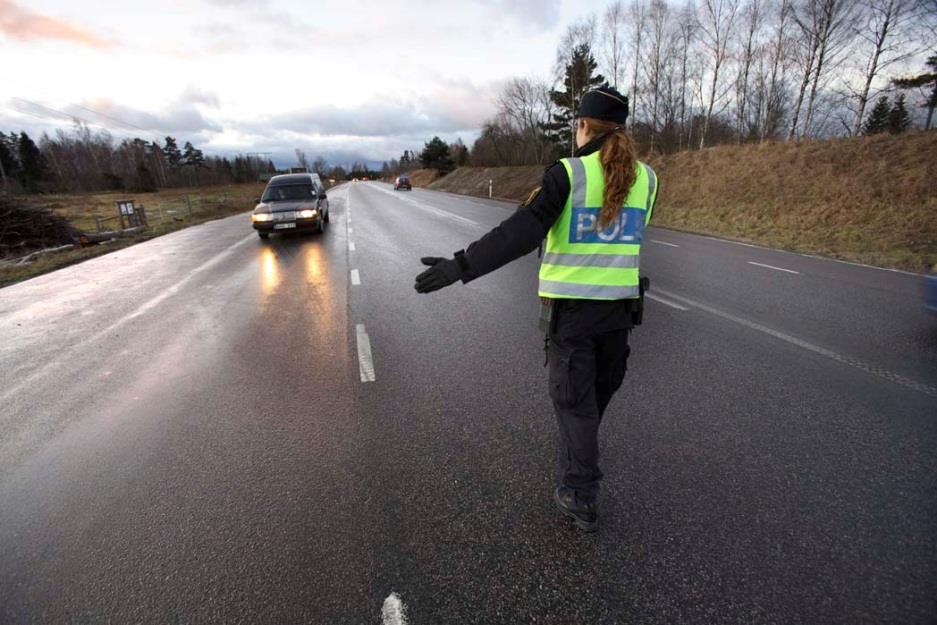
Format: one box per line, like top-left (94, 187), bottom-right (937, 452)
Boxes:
top-left (0, 125), bottom-right (277, 195)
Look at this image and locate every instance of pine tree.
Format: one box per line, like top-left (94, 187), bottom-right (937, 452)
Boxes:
top-left (893, 55), bottom-right (937, 130)
top-left (863, 96), bottom-right (892, 135)
top-left (182, 141), bottom-right (205, 168)
top-left (134, 163), bottom-right (158, 192)
top-left (542, 43), bottom-right (606, 156)
top-left (0, 132), bottom-right (19, 176)
top-left (420, 137), bottom-right (454, 173)
top-left (163, 136), bottom-right (183, 170)
top-left (400, 150), bottom-right (412, 170)
top-left (17, 132), bottom-right (47, 192)
top-left (888, 93), bottom-right (911, 134)
top-left (0, 135), bottom-right (18, 190)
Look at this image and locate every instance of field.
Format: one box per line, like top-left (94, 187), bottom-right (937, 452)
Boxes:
top-left (1, 183), bottom-right (265, 287)
top-left (428, 131), bottom-right (937, 272)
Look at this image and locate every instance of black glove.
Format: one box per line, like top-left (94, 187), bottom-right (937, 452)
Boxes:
top-left (414, 256), bottom-right (463, 293)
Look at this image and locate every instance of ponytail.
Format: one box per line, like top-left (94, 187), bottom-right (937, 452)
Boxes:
top-left (582, 117), bottom-right (638, 229)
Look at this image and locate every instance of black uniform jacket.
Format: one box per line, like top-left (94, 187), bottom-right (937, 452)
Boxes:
top-left (458, 135), bottom-right (656, 335)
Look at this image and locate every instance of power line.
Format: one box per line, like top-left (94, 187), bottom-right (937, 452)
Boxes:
top-left (9, 97), bottom-right (165, 145)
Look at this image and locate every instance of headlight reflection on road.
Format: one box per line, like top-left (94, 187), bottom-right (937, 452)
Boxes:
top-left (303, 243), bottom-right (323, 282)
top-left (302, 243), bottom-right (337, 337)
top-left (261, 247), bottom-right (281, 294)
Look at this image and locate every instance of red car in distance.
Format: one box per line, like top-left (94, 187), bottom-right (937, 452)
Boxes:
top-left (394, 175), bottom-right (412, 191)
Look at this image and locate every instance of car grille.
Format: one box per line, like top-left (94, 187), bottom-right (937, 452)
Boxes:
top-left (273, 212), bottom-right (297, 221)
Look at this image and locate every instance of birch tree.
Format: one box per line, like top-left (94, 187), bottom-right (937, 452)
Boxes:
top-left (629, 0), bottom-right (649, 132)
top-left (697, 0), bottom-right (740, 147)
top-left (734, 0), bottom-right (764, 142)
top-left (847, 0), bottom-right (918, 135)
top-left (602, 1), bottom-right (628, 88)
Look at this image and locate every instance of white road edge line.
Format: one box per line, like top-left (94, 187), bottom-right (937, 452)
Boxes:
top-left (661, 228), bottom-right (926, 277)
top-left (382, 593), bottom-right (406, 625)
top-left (650, 239), bottom-right (680, 248)
top-left (356, 324), bottom-right (376, 383)
top-left (646, 293), bottom-right (689, 311)
top-left (747, 261), bottom-right (800, 275)
top-left (349, 242), bottom-right (356, 252)
top-left (654, 287), bottom-right (937, 398)
top-left (350, 269), bottom-right (361, 285)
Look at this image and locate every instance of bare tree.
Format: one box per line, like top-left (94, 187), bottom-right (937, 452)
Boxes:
top-left (675, 2), bottom-right (699, 149)
top-left (847, 0), bottom-right (919, 135)
top-left (497, 77), bottom-right (555, 164)
top-left (554, 16), bottom-right (598, 81)
top-left (643, 0), bottom-right (673, 151)
top-left (603, 1), bottom-right (628, 88)
top-left (294, 148), bottom-right (309, 171)
top-left (790, 0), bottom-right (859, 138)
top-left (760, 0), bottom-right (793, 140)
top-left (629, 0), bottom-right (649, 132)
top-left (697, 0), bottom-right (740, 147)
top-left (734, 0), bottom-right (764, 142)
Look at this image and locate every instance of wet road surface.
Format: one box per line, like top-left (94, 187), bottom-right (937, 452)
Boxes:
top-left (1, 182), bottom-right (935, 623)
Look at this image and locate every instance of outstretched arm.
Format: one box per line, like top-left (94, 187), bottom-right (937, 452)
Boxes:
top-left (414, 164), bottom-right (569, 294)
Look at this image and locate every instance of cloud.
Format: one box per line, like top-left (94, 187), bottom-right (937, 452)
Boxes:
top-left (474, 0), bottom-right (562, 30)
top-left (66, 98), bottom-right (223, 135)
top-left (0, 0), bottom-right (114, 48)
top-left (7, 90), bottom-right (223, 140)
top-left (179, 85), bottom-right (221, 109)
top-left (243, 80), bottom-right (498, 140)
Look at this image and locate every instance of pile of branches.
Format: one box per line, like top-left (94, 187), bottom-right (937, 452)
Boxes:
top-left (0, 195), bottom-right (79, 259)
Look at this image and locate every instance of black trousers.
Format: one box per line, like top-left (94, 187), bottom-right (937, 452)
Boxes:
top-left (548, 309), bottom-right (631, 503)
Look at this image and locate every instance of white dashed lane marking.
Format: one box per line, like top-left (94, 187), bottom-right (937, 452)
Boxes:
top-left (747, 261), bottom-right (800, 274)
top-left (356, 324), bottom-right (376, 383)
top-left (382, 593), bottom-right (407, 625)
top-left (650, 239), bottom-right (680, 248)
top-left (349, 242), bottom-right (356, 252)
top-left (351, 269), bottom-right (361, 285)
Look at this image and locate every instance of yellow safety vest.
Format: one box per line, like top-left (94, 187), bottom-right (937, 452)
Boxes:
top-left (538, 152), bottom-right (657, 300)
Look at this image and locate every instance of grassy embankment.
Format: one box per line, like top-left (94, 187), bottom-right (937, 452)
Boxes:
top-left (1, 183), bottom-right (264, 287)
top-left (427, 131), bottom-right (937, 272)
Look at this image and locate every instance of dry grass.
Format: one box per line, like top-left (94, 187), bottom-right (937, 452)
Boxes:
top-left (650, 131), bottom-right (937, 272)
top-left (1, 182), bottom-right (265, 287)
top-left (429, 131), bottom-right (937, 272)
top-left (24, 183), bottom-right (265, 233)
top-left (428, 166), bottom-right (543, 201)
top-left (406, 169), bottom-right (442, 187)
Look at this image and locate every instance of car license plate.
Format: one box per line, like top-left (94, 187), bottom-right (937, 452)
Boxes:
top-left (274, 222), bottom-right (296, 230)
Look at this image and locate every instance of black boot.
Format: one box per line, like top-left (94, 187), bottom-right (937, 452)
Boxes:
top-left (554, 486), bottom-right (598, 532)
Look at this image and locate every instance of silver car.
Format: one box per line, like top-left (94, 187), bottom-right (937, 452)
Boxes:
top-left (251, 173), bottom-right (330, 239)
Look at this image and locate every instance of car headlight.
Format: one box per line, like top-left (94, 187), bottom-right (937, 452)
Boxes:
top-left (299, 209), bottom-right (317, 218)
top-left (252, 213), bottom-right (273, 222)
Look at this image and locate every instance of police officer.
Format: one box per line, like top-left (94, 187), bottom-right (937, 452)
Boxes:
top-left (414, 86), bottom-right (658, 532)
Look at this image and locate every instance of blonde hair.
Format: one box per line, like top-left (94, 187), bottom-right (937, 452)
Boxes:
top-left (581, 117), bottom-right (638, 228)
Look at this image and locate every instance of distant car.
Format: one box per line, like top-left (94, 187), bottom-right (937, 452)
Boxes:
top-left (925, 269), bottom-right (937, 315)
top-left (251, 173), bottom-right (329, 239)
top-left (394, 175), bottom-right (412, 191)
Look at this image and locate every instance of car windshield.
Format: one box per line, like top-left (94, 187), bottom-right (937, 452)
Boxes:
top-left (262, 184), bottom-right (316, 202)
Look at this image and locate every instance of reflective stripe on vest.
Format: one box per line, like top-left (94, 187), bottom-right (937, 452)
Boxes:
top-left (538, 153), bottom-right (656, 301)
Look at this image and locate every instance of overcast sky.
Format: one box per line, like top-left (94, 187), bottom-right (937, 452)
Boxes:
top-left (0, 0), bottom-right (612, 166)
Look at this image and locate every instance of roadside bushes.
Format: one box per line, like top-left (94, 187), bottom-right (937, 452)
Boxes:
top-left (0, 196), bottom-right (78, 258)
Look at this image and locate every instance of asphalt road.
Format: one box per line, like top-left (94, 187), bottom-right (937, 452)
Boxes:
top-left (1, 182), bottom-right (935, 624)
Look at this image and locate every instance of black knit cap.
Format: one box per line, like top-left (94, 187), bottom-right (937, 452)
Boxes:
top-left (579, 86), bottom-right (629, 124)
